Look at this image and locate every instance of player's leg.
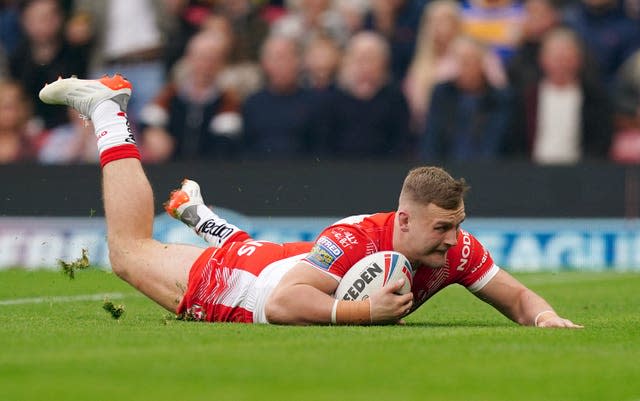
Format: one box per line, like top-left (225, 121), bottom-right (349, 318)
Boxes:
top-left (165, 179), bottom-right (248, 247)
top-left (102, 158), bottom-right (204, 310)
top-left (40, 75), bottom-right (203, 311)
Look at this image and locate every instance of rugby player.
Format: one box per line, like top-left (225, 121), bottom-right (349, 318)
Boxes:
top-left (39, 75), bottom-right (582, 328)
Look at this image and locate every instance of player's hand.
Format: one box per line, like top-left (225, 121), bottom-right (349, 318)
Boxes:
top-left (537, 315), bottom-right (584, 328)
top-left (369, 278), bottom-right (413, 324)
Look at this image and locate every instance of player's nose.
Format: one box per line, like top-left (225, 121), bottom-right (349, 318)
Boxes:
top-left (444, 228), bottom-right (458, 247)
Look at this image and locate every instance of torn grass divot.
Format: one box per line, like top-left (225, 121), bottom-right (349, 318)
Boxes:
top-left (103, 299), bottom-right (125, 320)
top-left (58, 248), bottom-right (90, 279)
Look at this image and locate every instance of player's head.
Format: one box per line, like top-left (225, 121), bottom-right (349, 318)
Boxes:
top-left (396, 166), bottom-right (469, 267)
top-left (399, 166), bottom-right (468, 209)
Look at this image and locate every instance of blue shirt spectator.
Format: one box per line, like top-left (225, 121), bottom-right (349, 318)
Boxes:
top-left (421, 36), bottom-right (513, 161)
top-left (323, 84), bottom-right (410, 158)
top-left (322, 31), bottom-right (410, 159)
top-left (242, 35), bottom-right (324, 159)
top-left (563, 0), bottom-right (640, 86)
top-left (243, 88), bottom-right (322, 157)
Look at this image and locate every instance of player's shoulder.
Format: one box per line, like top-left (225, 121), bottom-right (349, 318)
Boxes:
top-left (330, 212), bottom-right (395, 232)
top-left (331, 212), bottom-right (393, 226)
top-left (326, 212), bottom-right (394, 243)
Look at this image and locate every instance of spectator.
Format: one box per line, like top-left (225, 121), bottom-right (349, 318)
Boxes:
top-left (162, 0), bottom-right (266, 74)
top-left (404, 0), bottom-right (462, 133)
top-left (162, 0), bottom-right (216, 75)
top-left (563, 0), bottom-right (640, 87)
top-left (215, 0), bottom-right (269, 64)
top-left (610, 49), bottom-right (640, 163)
top-left (202, 13), bottom-right (263, 101)
top-left (302, 35), bottom-right (342, 92)
top-left (138, 31), bottom-right (242, 162)
top-left (507, 0), bottom-right (562, 91)
top-left (37, 107), bottom-right (97, 164)
top-left (461, 0), bottom-right (525, 64)
top-left (334, 0), bottom-right (369, 36)
top-left (613, 49), bottom-right (640, 125)
top-left (509, 28), bottom-right (612, 164)
top-left (242, 34), bottom-right (323, 158)
top-left (9, 0), bottom-right (88, 129)
top-left (67, 0), bottom-right (172, 124)
top-left (420, 36), bottom-right (513, 162)
top-left (624, 0), bottom-right (640, 20)
top-left (322, 31), bottom-right (411, 159)
top-left (271, 0), bottom-right (349, 46)
top-left (363, 0), bottom-right (426, 82)
top-left (0, 0), bottom-right (22, 56)
top-left (0, 80), bottom-right (41, 164)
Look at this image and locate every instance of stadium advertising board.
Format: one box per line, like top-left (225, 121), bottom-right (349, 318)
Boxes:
top-left (1, 212), bottom-right (639, 271)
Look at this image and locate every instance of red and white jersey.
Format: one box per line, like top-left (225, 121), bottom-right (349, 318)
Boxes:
top-left (179, 212), bottom-right (499, 324)
top-left (302, 212), bottom-right (500, 311)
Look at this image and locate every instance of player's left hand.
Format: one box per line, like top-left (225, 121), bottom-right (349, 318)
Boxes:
top-left (537, 316), bottom-right (584, 328)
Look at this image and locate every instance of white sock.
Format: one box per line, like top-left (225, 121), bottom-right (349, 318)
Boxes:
top-left (91, 100), bottom-right (137, 155)
top-left (182, 204), bottom-right (243, 248)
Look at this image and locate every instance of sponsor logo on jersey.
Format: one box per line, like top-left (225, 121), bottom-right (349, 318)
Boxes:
top-left (331, 228), bottom-right (359, 249)
top-left (317, 236), bottom-right (343, 256)
top-left (456, 231), bottom-right (472, 271)
top-left (305, 236), bottom-right (344, 270)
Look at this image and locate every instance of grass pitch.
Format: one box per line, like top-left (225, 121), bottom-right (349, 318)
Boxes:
top-left (1, 269), bottom-right (638, 401)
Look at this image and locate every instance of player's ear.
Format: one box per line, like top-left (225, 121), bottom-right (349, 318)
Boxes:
top-left (398, 211), bottom-right (410, 232)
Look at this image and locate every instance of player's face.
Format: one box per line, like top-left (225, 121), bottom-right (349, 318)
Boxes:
top-left (403, 202), bottom-right (466, 268)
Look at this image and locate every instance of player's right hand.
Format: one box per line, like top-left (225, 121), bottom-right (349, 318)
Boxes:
top-left (537, 315), bottom-right (584, 328)
top-left (369, 279), bottom-right (413, 324)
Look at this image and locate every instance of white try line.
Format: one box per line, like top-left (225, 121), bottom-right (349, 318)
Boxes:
top-left (0, 292), bottom-right (136, 306)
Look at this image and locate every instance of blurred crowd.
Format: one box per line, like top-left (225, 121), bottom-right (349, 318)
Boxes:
top-left (1, 0), bottom-right (639, 165)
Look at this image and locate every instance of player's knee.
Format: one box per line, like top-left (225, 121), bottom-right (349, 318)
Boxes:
top-left (107, 239), bottom-right (134, 281)
top-left (108, 248), bottom-right (130, 281)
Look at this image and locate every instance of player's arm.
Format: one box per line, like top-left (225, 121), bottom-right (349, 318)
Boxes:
top-left (475, 269), bottom-right (583, 328)
top-left (265, 262), bottom-right (411, 325)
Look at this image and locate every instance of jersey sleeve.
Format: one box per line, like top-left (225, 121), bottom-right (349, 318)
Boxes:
top-left (453, 231), bottom-right (500, 292)
top-left (301, 225), bottom-right (374, 279)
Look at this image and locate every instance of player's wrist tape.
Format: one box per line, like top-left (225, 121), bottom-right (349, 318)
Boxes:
top-left (534, 310), bottom-right (556, 327)
top-left (330, 299), bottom-right (339, 324)
top-left (332, 299), bottom-right (371, 325)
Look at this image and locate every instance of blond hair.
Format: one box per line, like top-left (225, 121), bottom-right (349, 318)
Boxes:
top-left (400, 166), bottom-right (469, 210)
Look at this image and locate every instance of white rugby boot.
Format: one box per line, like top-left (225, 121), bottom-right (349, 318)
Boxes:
top-left (165, 179), bottom-right (205, 223)
top-left (165, 179), bottom-right (242, 247)
top-left (39, 74), bottom-right (131, 118)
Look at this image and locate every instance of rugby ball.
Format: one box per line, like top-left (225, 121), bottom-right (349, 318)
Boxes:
top-left (334, 251), bottom-right (413, 301)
